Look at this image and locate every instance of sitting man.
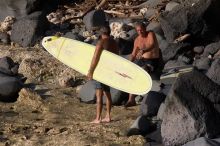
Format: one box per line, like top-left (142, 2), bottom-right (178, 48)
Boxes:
top-left (125, 22), bottom-right (160, 107)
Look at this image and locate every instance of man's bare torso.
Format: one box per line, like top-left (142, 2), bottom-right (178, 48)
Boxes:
top-left (135, 32), bottom-right (160, 59)
top-left (98, 37), bottom-right (119, 55)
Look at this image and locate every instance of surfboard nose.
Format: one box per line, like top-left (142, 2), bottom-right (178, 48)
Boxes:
top-left (42, 36), bottom-right (64, 58)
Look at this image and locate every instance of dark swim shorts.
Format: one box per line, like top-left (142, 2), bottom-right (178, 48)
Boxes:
top-left (134, 58), bottom-right (159, 72)
top-left (93, 80), bottom-right (110, 92)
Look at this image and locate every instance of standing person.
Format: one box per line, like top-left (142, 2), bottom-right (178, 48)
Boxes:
top-left (87, 25), bottom-right (119, 124)
top-left (125, 22), bottom-right (160, 107)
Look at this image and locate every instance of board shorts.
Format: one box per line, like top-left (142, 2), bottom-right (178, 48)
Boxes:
top-left (93, 80), bottom-right (110, 92)
top-left (134, 58), bottom-right (159, 72)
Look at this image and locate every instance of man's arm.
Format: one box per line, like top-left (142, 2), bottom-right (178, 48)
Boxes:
top-left (87, 40), bottom-right (103, 80)
top-left (129, 39), bottom-right (139, 62)
top-left (142, 31), bottom-right (156, 52)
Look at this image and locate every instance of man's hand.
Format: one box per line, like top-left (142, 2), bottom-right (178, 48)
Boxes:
top-left (87, 71), bottom-right (93, 80)
top-left (136, 49), bottom-right (143, 59)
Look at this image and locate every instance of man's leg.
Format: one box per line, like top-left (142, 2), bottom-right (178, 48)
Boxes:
top-left (102, 91), bottom-right (112, 122)
top-left (91, 89), bottom-right (103, 123)
top-left (125, 94), bottom-right (136, 107)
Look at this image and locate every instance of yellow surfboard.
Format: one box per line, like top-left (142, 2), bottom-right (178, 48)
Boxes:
top-left (42, 36), bottom-right (152, 95)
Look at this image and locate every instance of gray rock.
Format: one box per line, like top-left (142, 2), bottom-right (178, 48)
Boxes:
top-left (193, 46), bottom-right (205, 54)
top-left (79, 81), bottom-right (96, 104)
top-left (165, 1), bottom-right (180, 11)
top-left (161, 69), bottom-right (220, 146)
top-left (0, 56), bottom-right (18, 75)
top-left (202, 41), bottom-right (220, 57)
top-left (193, 57), bottom-right (211, 70)
top-left (164, 60), bottom-right (187, 70)
top-left (140, 91), bottom-right (166, 117)
top-left (147, 21), bottom-right (164, 36)
top-left (143, 9), bottom-right (157, 19)
top-left (126, 116), bottom-right (156, 136)
top-left (10, 11), bottom-right (49, 47)
top-left (183, 137), bottom-right (220, 146)
top-left (83, 10), bottom-right (106, 31)
top-left (0, 32), bottom-right (10, 44)
top-left (0, 0), bottom-right (58, 21)
top-left (64, 32), bottom-right (84, 41)
top-left (206, 59), bottom-right (220, 85)
top-left (159, 0), bottom-right (211, 42)
top-left (162, 43), bottom-right (190, 62)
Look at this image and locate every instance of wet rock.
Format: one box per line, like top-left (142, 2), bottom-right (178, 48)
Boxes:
top-left (160, 0), bottom-right (211, 42)
top-left (83, 10), bottom-right (106, 31)
top-left (140, 91), bottom-right (166, 117)
top-left (161, 69), bottom-right (220, 146)
top-left (206, 59), bottom-right (220, 85)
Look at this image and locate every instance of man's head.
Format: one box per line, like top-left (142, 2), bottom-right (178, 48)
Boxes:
top-left (100, 25), bottom-right (111, 36)
top-left (135, 22), bottom-right (147, 37)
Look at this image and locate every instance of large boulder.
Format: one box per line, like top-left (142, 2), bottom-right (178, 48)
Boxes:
top-left (10, 11), bottom-right (49, 47)
top-left (162, 42), bottom-right (190, 62)
top-left (0, 0), bottom-right (58, 21)
top-left (206, 59), bottom-right (220, 85)
top-left (83, 10), bottom-right (106, 31)
top-left (159, 0), bottom-right (211, 42)
top-left (161, 69), bottom-right (220, 146)
top-left (183, 137), bottom-right (220, 146)
top-left (140, 91), bottom-right (166, 117)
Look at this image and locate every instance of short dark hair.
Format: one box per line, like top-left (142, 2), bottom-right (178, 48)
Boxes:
top-left (135, 22), bottom-right (146, 28)
top-left (100, 25), bottom-right (111, 36)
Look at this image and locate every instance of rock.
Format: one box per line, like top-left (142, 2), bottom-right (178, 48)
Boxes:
top-left (64, 32), bottom-right (84, 42)
top-left (142, 8), bottom-right (157, 19)
top-left (193, 57), bottom-right (211, 70)
top-left (0, 0), bottom-right (58, 21)
top-left (10, 11), bottom-right (50, 47)
top-left (164, 60), bottom-right (187, 70)
top-left (79, 81), bottom-right (128, 105)
top-left (0, 56), bottom-right (19, 75)
top-left (14, 88), bottom-right (47, 112)
top-left (79, 81), bottom-right (96, 104)
top-left (0, 73), bottom-right (23, 102)
top-left (155, 33), bottom-right (169, 52)
top-left (57, 68), bottom-right (77, 87)
top-left (161, 69), bottom-right (220, 146)
top-left (159, 0), bottom-right (211, 42)
top-left (183, 137), bottom-right (220, 146)
top-left (116, 38), bottom-right (134, 55)
top-left (0, 32), bottom-right (10, 44)
top-left (177, 55), bottom-right (191, 64)
top-left (83, 10), bottom-right (106, 31)
top-left (193, 46), bottom-right (205, 54)
top-left (202, 41), bottom-right (220, 57)
top-left (165, 1), bottom-right (180, 11)
top-left (206, 59), bottom-right (220, 85)
top-left (157, 103), bottom-right (166, 120)
top-left (162, 43), bottom-right (190, 62)
top-left (147, 21), bottom-right (164, 36)
top-left (126, 116), bottom-right (156, 137)
top-left (140, 91), bottom-right (166, 117)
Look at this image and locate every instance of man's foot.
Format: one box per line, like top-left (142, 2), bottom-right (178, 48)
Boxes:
top-left (90, 119), bottom-right (101, 124)
top-left (124, 101), bottom-right (136, 107)
top-left (101, 117), bottom-right (111, 123)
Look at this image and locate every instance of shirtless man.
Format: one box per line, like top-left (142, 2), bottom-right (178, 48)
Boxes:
top-left (125, 22), bottom-right (160, 107)
top-left (87, 25), bottom-right (119, 123)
